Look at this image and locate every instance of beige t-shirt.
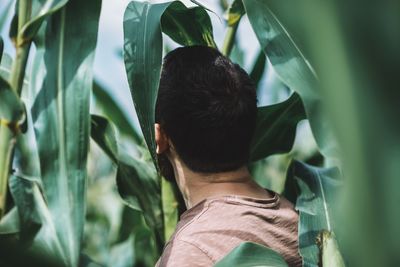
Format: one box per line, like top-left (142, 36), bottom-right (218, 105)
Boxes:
top-left (156, 190), bottom-right (302, 267)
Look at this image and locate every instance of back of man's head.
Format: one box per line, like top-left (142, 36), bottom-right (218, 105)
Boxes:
top-left (155, 45), bottom-right (257, 173)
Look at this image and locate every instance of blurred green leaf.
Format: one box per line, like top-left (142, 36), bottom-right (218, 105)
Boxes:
top-left (161, 1), bottom-right (216, 47)
top-left (92, 81), bottom-right (142, 144)
top-left (0, 77), bottom-right (24, 123)
top-left (225, 0), bottom-right (245, 26)
top-left (243, 0), bottom-right (338, 159)
top-left (214, 242), bottom-right (288, 267)
top-left (90, 115), bottom-right (164, 254)
top-left (250, 93), bottom-right (306, 162)
top-left (284, 160), bottom-right (343, 267)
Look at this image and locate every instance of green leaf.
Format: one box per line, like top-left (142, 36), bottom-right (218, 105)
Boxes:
top-left (90, 115), bottom-right (164, 253)
top-left (92, 80), bottom-right (142, 145)
top-left (161, 1), bottom-right (216, 47)
top-left (225, 0), bottom-right (245, 26)
top-left (319, 230), bottom-right (345, 267)
top-left (28, 0), bottom-right (101, 265)
top-left (214, 242), bottom-right (288, 267)
top-left (123, 1), bottom-right (171, 169)
top-left (123, 0), bottom-right (217, 169)
top-left (250, 93), bottom-right (306, 162)
top-left (20, 0), bottom-right (69, 41)
top-left (284, 160), bottom-right (343, 267)
top-left (0, 77), bottom-right (24, 123)
top-left (243, 0), bottom-right (338, 159)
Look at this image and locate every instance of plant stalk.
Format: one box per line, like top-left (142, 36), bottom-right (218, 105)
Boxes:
top-left (0, 0), bottom-right (32, 219)
top-left (221, 19), bottom-right (240, 57)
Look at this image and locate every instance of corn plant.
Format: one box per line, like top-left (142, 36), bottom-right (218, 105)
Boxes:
top-left (1, 0), bottom-right (398, 266)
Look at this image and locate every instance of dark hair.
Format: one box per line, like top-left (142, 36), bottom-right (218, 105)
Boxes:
top-left (155, 45), bottom-right (257, 173)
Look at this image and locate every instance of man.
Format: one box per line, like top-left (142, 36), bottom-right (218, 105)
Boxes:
top-left (154, 46), bottom-right (302, 267)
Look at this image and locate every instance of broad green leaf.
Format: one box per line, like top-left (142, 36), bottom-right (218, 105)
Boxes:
top-left (29, 0), bottom-right (101, 265)
top-left (123, 0), bottom-right (217, 169)
top-left (161, 1), bottom-right (216, 47)
top-left (0, 77), bottom-right (24, 123)
top-left (284, 160), bottom-right (343, 267)
top-left (20, 0), bottom-right (69, 41)
top-left (90, 115), bottom-right (164, 253)
top-left (243, 0), bottom-right (338, 159)
top-left (225, 0), bottom-right (245, 26)
top-left (123, 1), bottom-right (171, 169)
top-left (250, 93), bottom-right (306, 162)
top-left (92, 80), bottom-right (142, 144)
top-left (214, 242), bottom-right (288, 267)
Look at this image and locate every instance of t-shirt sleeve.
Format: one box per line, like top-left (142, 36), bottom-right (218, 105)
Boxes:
top-left (156, 239), bottom-right (214, 267)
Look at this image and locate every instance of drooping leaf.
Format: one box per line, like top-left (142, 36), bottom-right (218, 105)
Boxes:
top-left (161, 1), bottom-right (216, 47)
top-left (284, 160), bottom-right (343, 267)
top-left (28, 0), bottom-right (101, 265)
top-left (250, 93), bottom-right (306, 162)
top-left (243, 0), bottom-right (338, 159)
top-left (92, 80), bottom-right (142, 144)
top-left (90, 115), bottom-right (164, 253)
top-left (214, 242), bottom-right (288, 267)
top-left (123, 0), bottom-right (217, 170)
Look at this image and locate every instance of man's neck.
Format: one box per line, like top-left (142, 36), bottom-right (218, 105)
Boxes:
top-left (169, 156), bottom-right (272, 209)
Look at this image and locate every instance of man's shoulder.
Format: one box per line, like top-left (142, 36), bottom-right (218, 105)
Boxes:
top-left (169, 194), bottom-right (299, 263)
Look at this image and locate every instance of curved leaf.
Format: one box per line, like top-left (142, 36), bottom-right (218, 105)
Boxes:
top-left (92, 80), bottom-right (142, 144)
top-left (243, 0), bottom-right (338, 159)
top-left (29, 0), bottom-right (101, 265)
top-left (214, 242), bottom-right (288, 267)
top-left (250, 93), bottom-right (306, 162)
top-left (20, 0), bottom-right (69, 41)
top-left (161, 1), bottom-right (216, 47)
top-left (225, 0), bottom-right (245, 26)
top-left (284, 160), bottom-right (343, 267)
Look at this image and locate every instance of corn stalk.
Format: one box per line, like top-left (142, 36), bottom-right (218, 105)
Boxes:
top-left (0, 0), bottom-right (32, 218)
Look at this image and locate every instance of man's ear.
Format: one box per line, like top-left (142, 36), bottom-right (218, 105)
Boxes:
top-left (155, 123), bottom-right (169, 154)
